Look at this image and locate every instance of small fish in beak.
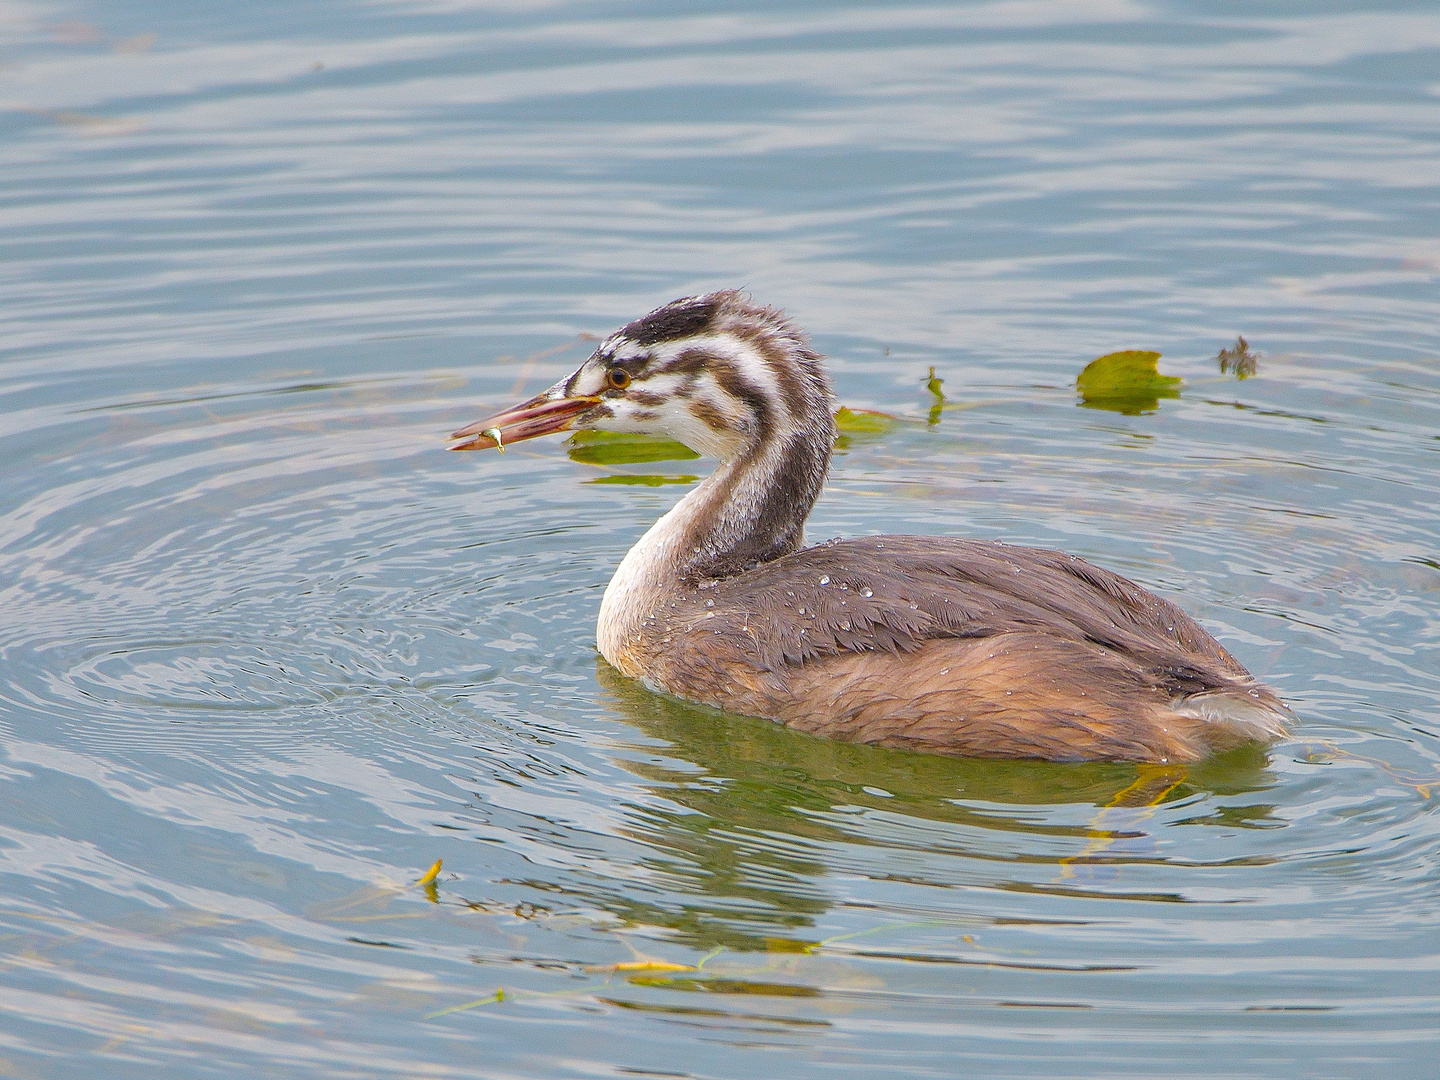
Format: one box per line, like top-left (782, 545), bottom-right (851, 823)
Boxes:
top-left (449, 390), bottom-right (602, 451)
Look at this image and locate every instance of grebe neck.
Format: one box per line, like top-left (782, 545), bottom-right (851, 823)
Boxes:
top-left (596, 430), bottom-right (830, 672)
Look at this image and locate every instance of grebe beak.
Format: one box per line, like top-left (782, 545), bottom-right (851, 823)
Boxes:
top-left (448, 391), bottom-right (602, 452)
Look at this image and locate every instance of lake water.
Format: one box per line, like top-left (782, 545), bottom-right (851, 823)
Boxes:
top-left (2, 1), bottom-right (1438, 1076)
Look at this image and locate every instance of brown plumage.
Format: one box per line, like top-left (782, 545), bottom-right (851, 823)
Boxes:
top-left (450, 291), bottom-right (1289, 762)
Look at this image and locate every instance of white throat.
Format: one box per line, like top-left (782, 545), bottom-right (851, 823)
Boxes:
top-left (595, 437), bottom-right (816, 675)
top-left (595, 481), bottom-right (704, 675)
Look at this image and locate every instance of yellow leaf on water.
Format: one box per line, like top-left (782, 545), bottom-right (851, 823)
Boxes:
top-left (1076, 350), bottom-right (1182, 414)
top-left (595, 960), bottom-right (696, 973)
top-left (834, 406), bottom-right (895, 433)
top-left (308, 859), bottom-right (444, 919)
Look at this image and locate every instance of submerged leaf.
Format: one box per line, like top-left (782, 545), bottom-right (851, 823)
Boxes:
top-left (1217, 335), bottom-right (1259, 378)
top-left (625, 977), bottom-right (820, 997)
top-left (567, 430), bottom-right (699, 465)
top-left (764, 937), bottom-right (815, 954)
top-left (1076, 350), bottom-right (1182, 414)
top-left (425, 989), bottom-right (505, 1019)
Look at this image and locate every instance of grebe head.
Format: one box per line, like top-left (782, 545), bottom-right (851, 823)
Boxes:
top-left (450, 291), bottom-right (835, 461)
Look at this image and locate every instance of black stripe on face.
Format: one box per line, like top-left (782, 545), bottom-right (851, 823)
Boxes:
top-left (654, 346), bottom-right (713, 378)
top-left (612, 352), bottom-right (651, 375)
top-left (654, 345), bottom-right (773, 441)
top-left (711, 361), bottom-right (772, 442)
top-left (688, 399), bottom-right (730, 433)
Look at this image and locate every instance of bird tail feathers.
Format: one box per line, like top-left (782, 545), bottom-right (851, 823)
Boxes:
top-left (1174, 685), bottom-right (1290, 744)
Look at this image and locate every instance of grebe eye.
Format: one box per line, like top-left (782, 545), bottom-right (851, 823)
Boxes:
top-left (605, 368), bottom-right (631, 391)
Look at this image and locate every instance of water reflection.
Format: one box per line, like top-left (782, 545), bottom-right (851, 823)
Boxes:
top-left (591, 661), bottom-right (1279, 946)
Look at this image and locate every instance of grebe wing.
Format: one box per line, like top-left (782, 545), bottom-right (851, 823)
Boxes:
top-left (674, 536), bottom-right (1248, 692)
top-left (649, 536), bottom-right (1286, 760)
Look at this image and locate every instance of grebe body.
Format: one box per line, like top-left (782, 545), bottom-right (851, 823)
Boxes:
top-left (451, 292), bottom-right (1287, 762)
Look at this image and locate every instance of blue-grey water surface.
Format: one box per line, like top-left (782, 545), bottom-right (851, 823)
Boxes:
top-left (2, 1), bottom-right (1438, 1076)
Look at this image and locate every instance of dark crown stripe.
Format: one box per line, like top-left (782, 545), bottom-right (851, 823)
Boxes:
top-left (621, 292), bottom-right (728, 346)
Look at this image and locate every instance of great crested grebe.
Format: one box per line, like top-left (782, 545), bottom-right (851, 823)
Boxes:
top-left (450, 291), bottom-right (1288, 762)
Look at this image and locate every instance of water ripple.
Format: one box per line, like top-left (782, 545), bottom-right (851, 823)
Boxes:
top-left (0, 0), bottom-right (1437, 1076)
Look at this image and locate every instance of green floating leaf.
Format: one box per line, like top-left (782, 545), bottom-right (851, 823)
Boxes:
top-left (924, 367), bottom-right (946, 425)
top-left (586, 474), bottom-right (699, 487)
top-left (1076, 350), bottom-right (1182, 414)
top-left (925, 366), bottom-right (946, 403)
top-left (834, 406), bottom-right (896, 433)
top-left (567, 430), bottom-right (699, 465)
